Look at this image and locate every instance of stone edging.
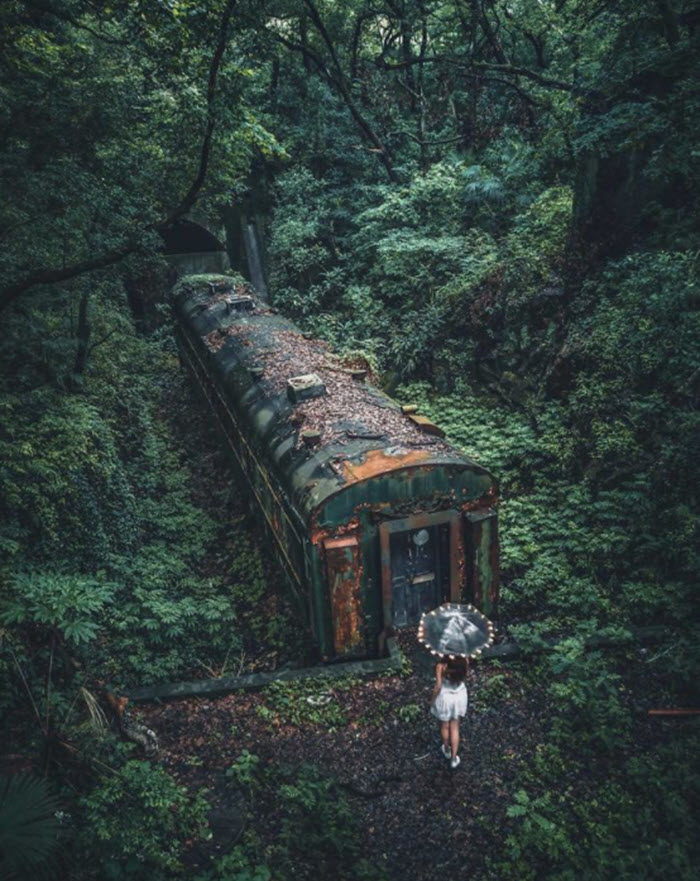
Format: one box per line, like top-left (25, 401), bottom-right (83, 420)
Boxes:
top-left (125, 637), bottom-right (405, 702)
top-left (125, 626), bottom-right (667, 703)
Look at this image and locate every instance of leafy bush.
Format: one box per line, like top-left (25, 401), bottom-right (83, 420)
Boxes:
top-left (546, 643), bottom-right (631, 752)
top-left (494, 732), bottom-right (700, 881)
top-left (2, 572), bottom-right (115, 646)
top-left (0, 392), bottom-right (139, 568)
top-left (226, 750), bottom-right (260, 789)
top-left (78, 760), bottom-right (210, 879)
top-left (266, 764), bottom-right (387, 881)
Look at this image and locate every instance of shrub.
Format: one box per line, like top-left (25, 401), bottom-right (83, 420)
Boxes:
top-left (78, 760), bottom-right (210, 879)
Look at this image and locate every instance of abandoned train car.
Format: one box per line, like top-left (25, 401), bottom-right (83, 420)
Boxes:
top-left (172, 274), bottom-right (499, 661)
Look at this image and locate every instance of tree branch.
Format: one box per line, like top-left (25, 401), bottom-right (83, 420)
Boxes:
top-left (156, 0), bottom-right (237, 229)
top-left (350, 10), bottom-right (382, 80)
top-left (1, 242), bottom-right (138, 312)
top-left (279, 3), bottom-right (399, 182)
top-left (1, 0), bottom-right (238, 311)
top-left (24, 0), bottom-right (128, 46)
top-left (375, 52), bottom-right (600, 97)
top-left (275, 33), bottom-right (330, 78)
top-left (478, 0), bottom-right (509, 65)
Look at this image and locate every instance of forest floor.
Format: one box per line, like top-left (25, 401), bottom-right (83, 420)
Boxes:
top-left (137, 640), bottom-right (546, 881)
top-left (133, 634), bottom-right (680, 881)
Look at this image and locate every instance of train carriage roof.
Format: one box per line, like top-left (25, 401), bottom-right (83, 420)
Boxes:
top-left (173, 275), bottom-right (497, 523)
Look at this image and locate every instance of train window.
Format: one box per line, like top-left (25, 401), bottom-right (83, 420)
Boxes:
top-left (413, 528), bottom-right (430, 547)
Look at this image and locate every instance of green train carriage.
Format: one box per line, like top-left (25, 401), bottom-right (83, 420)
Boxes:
top-left (172, 274), bottom-right (499, 661)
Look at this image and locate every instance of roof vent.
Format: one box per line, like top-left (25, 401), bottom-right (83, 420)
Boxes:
top-left (287, 373), bottom-right (326, 404)
top-left (225, 294), bottom-right (255, 314)
top-left (408, 414), bottom-right (445, 438)
top-left (301, 429), bottom-right (322, 447)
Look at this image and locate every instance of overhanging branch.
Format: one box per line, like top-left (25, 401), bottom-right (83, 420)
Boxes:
top-left (375, 52), bottom-right (600, 98)
top-left (157, 0), bottom-right (237, 230)
top-left (1, 0), bottom-right (238, 311)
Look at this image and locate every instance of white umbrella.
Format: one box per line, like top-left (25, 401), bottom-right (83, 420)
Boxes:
top-left (418, 603), bottom-right (494, 659)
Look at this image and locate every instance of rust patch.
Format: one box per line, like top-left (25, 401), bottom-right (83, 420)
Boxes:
top-left (324, 536), bottom-right (364, 655)
top-left (341, 448), bottom-right (434, 483)
top-left (310, 517), bottom-right (360, 548)
top-left (461, 491), bottom-right (499, 515)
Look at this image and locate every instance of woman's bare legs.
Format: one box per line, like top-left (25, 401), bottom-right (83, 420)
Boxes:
top-left (440, 721), bottom-right (450, 752)
top-left (449, 719), bottom-right (460, 759)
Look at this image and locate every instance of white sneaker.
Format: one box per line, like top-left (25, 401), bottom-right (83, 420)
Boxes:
top-left (450, 755), bottom-right (461, 769)
top-left (441, 744), bottom-right (451, 759)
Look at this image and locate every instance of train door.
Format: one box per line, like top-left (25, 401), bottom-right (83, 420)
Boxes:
top-left (390, 525), bottom-right (444, 627)
top-left (380, 513), bottom-right (461, 630)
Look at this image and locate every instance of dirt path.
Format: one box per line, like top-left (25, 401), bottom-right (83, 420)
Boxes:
top-left (138, 631), bottom-right (544, 880)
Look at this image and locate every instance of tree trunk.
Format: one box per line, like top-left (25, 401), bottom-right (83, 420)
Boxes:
top-left (123, 275), bottom-right (146, 332)
top-left (656, 0), bottom-right (680, 46)
top-left (73, 290), bottom-right (91, 377)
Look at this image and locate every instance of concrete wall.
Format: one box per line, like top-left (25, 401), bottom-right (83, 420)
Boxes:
top-left (166, 250), bottom-right (229, 278)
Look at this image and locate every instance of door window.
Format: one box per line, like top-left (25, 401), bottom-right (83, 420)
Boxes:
top-left (390, 526), bottom-right (441, 627)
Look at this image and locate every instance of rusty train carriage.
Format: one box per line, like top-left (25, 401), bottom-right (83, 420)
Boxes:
top-left (172, 275), bottom-right (499, 661)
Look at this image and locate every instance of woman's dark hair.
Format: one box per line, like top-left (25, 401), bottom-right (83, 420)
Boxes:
top-left (443, 656), bottom-right (468, 683)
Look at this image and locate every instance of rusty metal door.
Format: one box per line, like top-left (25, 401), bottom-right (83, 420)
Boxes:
top-left (390, 525), bottom-right (446, 627)
top-left (324, 536), bottom-right (364, 657)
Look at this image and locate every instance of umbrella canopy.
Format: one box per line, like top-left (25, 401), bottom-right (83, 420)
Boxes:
top-left (418, 603), bottom-right (494, 659)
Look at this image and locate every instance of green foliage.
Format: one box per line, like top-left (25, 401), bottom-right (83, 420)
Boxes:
top-left (266, 764), bottom-right (387, 881)
top-left (268, 167), bottom-right (336, 308)
top-left (396, 703), bottom-right (421, 723)
top-left (546, 643), bottom-right (631, 752)
top-left (259, 677), bottom-right (356, 730)
top-left (474, 663), bottom-right (515, 708)
top-left (502, 186), bottom-right (572, 309)
top-left (0, 280), bottom-right (280, 690)
top-left (78, 760), bottom-right (210, 880)
top-left (2, 572), bottom-right (114, 646)
top-left (0, 390), bottom-right (139, 567)
top-left (493, 732), bottom-right (700, 881)
top-left (226, 750), bottom-right (260, 789)
top-left (0, 774), bottom-right (63, 881)
top-left (201, 759), bottom-right (386, 881)
top-left (0, 0), bottom-right (278, 303)
top-left (503, 787), bottom-right (575, 874)
top-left (195, 843), bottom-right (271, 881)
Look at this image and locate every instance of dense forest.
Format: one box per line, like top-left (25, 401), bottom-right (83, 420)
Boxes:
top-left (1, 1), bottom-right (698, 879)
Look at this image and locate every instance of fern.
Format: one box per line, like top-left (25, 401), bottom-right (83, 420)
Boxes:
top-left (0, 774), bottom-right (63, 880)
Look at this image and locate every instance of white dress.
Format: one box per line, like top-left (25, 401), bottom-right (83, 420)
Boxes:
top-left (431, 681), bottom-right (468, 721)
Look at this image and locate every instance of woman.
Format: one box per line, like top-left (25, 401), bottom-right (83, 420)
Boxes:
top-left (430, 655), bottom-right (468, 768)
